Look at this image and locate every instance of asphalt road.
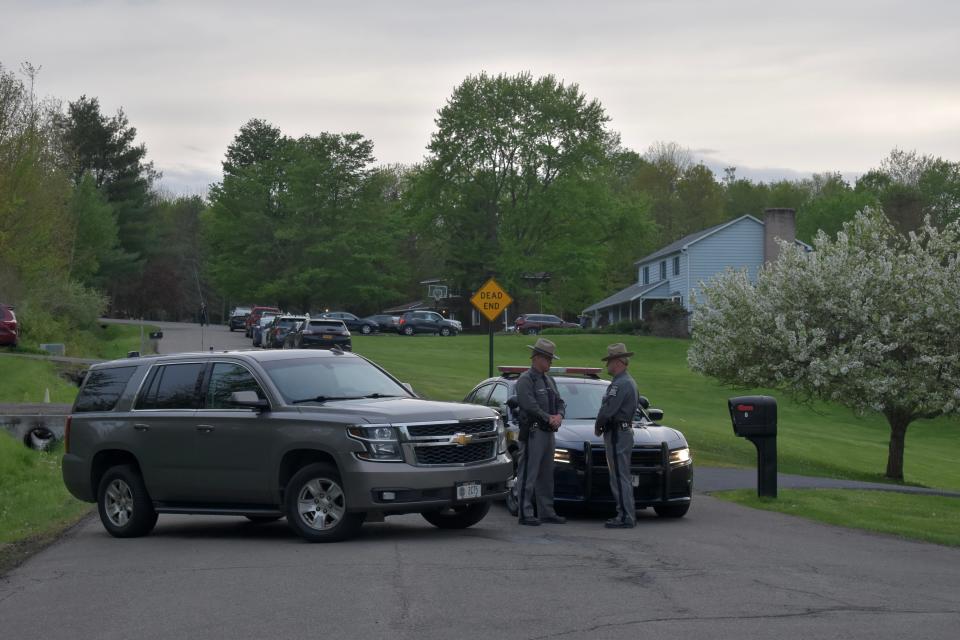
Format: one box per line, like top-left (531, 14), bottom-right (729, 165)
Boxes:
top-left (1, 499), bottom-right (958, 640)
top-left (2, 320), bottom-right (957, 639)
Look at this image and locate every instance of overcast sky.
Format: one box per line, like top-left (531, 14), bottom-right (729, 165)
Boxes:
top-left (3, 0), bottom-right (958, 195)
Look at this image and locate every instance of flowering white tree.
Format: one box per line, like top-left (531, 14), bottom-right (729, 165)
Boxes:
top-left (688, 209), bottom-right (960, 480)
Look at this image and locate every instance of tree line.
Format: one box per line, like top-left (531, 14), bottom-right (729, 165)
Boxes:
top-left (3, 65), bottom-right (959, 343)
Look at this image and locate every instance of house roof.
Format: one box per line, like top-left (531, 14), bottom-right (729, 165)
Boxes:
top-left (382, 300), bottom-right (432, 313)
top-left (582, 281), bottom-right (669, 314)
top-left (633, 215), bottom-right (812, 266)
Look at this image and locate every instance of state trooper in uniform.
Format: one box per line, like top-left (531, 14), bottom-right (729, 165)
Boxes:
top-left (594, 343), bottom-right (639, 529)
top-left (514, 338), bottom-right (567, 526)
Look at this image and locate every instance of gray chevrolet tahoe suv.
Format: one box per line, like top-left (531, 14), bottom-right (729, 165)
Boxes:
top-left (63, 349), bottom-right (512, 542)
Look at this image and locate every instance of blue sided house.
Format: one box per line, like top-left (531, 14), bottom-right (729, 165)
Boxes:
top-left (582, 208), bottom-right (812, 328)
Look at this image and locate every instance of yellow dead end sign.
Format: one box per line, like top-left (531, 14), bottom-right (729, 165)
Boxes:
top-left (470, 278), bottom-right (513, 322)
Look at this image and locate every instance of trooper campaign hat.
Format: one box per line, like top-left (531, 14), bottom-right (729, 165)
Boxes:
top-left (527, 337), bottom-right (559, 361)
top-left (601, 342), bottom-right (634, 363)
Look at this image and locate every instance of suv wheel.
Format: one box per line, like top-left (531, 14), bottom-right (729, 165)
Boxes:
top-left (361, 325), bottom-right (372, 335)
top-left (403, 326), bottom-right (414, 336)
top-left (421, 501), bottom-right (491, 529)
top-left (97, 465), bottom-right (158, 538)
top-left (285, 463), bottom-right (364, 542)
top-left (440, 327), bottom-right (451, 337)
top-left (525, 328), bottom-right (539, 335)
top-left (654, 503), bottom-right (690, 518)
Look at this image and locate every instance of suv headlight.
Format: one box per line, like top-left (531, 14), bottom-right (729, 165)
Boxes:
top-left (495, 416), bottom-right (507, 454)
top-left (347, 425), bottom-right (403, 462)
top-left (669, 447), bottom-right (691, 465)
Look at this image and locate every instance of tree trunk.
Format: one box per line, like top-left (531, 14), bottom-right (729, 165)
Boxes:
top-left (884, 412), bottom-right (910, 481)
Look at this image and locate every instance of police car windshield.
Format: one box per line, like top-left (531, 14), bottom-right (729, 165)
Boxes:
top-left (262, 357), bottom-right (410, 404)
top-left (554, 380), bottom-right (608, 420)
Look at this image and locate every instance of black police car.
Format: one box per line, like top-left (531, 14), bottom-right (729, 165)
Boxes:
top-left (463, 366), bottom-right (692, 518)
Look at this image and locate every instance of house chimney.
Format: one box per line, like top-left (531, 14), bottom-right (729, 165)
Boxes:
top-left (763, 208), bottom-right (796, 264)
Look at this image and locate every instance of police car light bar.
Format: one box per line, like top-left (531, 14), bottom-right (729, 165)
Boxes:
top-left (497, 366), bottom-right (603, 377)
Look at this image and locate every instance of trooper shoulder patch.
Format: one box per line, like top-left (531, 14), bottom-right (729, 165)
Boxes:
top-left (607, 384), bottom-right (619, 397)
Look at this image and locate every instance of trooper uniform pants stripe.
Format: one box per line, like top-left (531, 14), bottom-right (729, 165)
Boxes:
top-left (604, 426), bottom-right (635, 524)
top-left (518, 429), bottom-right (557, 520)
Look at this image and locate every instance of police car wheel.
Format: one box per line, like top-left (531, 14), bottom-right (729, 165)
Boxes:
top-left (361, 325), bottom-right (371, 334)
top-left (421, 501), bottom-right (491, 529)
top-left (654, 503), bottom-right (690, 518)
top-left (285, 463), bottom-right (365, 542)
top-left (97, 465), bottom-right (158, 538)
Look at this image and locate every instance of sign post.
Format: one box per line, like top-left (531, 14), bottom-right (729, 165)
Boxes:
top-left (470, 278), bottom-right (513, 377)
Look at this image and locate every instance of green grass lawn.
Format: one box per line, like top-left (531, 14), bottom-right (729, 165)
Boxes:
top-left (0, 434), bottom-right (92, 570)
top-left (351, 333), bottom-right (960, 491)
top-left (0, 358), bottom-right (80, 404)
top-left (716, 489), bottom-right (960, 547)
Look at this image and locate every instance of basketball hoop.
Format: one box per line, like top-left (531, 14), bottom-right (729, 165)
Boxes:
top-left (428, 284), bottom-right (448, 302)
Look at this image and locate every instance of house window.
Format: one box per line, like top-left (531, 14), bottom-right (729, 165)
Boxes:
top-left (471, 308), bottom-right (481, 326)
top-left (673, 256), bottom-right (680, 276)
top-left (660, 261), bottom-right (667, 280)
top-left (643, 266), bottom-right (649, 285)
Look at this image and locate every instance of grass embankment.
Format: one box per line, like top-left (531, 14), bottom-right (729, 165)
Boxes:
top-left (1, 323), bottom-right (156, 404)
top-left (0, 435), bottom-right (92, 571)
top-left (717, 489), bottom-right (960, 547)
top-left (351, 333), bottom-right (960, 491)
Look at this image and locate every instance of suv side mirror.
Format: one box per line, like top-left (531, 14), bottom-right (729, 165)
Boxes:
top-left (230, 390), bottom-right (269, 411)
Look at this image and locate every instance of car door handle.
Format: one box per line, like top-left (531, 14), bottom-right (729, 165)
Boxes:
top-left (196, 425), bottom-right (215, 433)
top-left (133, 424), bottom-right (150, 432)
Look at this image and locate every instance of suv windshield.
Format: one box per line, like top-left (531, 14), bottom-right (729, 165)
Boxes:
top-left (262, 357), bottom-right (410, 404)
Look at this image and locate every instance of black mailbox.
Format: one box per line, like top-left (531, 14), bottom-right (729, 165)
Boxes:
top-left (149, 331), bottom-right (163, 340)
top-left (729, 395), bottom-right (778, 498)
top-left (729, 395), bottom-right (777, 437)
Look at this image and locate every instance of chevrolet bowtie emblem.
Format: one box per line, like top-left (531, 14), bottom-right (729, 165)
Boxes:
top-left (451, 432), bottom-right (474, 446)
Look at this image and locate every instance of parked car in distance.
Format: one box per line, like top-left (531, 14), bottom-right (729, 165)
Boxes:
top-left (284, 317), bottom-right (352, 351)
top-left (318, 312), bottom-right (379, 335)
top-left (263, 315), bottom-right (307, 349)
top-left (245, 306), bottom-right (281, 337)
top-left (363, 314), bottom-right (400, 333)
top-left (514, 313), bottom-right (581, 335)
top-left (398, 311), bottom-right (461, 336)
top-left (229, 307), bottom-right (251, 332)
top-left (463, 365), bottom-right (692, 518)
top-left (251, 313), bottom-right (278, 348)
top-left (0, 304), bottom-right (19, 347)
top-left (62, 349), bottom-right (512, 542)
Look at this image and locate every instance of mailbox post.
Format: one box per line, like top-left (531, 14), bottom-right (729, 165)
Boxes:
top-left (728, 395), bottom-right (778, 498)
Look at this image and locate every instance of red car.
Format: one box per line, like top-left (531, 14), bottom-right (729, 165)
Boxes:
top-left (514, 313), bottom-right (581, 335)
top-left (1, 304), bottom-right (20, 347)
top-left (244, 306), bottom-right (281, 337)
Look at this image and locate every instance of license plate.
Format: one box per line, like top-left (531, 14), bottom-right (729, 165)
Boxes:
top-left (456, 481), bottom-right (482, 501)
top-left (322, 334), bottom-right (333, 339)
top-left (632, 475), bottom-right (640, 487)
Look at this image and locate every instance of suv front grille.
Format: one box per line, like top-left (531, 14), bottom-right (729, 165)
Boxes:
top-left (414, 441), bottom-right (496, 466)
top-left (406, 421), bottom-right (494, 438)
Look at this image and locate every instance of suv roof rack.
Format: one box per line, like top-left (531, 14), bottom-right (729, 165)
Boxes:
top-left (497, 366), bottom-right (603, 379)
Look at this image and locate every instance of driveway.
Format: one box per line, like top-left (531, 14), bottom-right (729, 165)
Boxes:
top-left (0, 499), bottom-right (957, 640)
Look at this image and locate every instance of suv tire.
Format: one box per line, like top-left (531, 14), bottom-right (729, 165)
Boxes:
top-left (654, 503), bottom-right (690, 518)
top-left (361, 325), bottom-right (372, 335)
top-left (285, 463), bottom-right (365, 542)
top-left (439, 327), bottom-right (451, 337)
top-left (97, 464), bottom-right (158, 538)
top-left (403, 326), bottom-right (415, 336)
top-left (525, 328), bottom-right (539, 335)
top-left (421, 501), bottom-right (491, 529)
